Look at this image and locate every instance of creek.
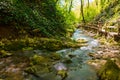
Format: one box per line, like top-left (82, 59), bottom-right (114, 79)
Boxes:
top-left (28, 29), bottom-right (99, 80)
top-left (58, 29), bottom-right (99, 80)
top-left (0, 29), bottom-right (99, 80)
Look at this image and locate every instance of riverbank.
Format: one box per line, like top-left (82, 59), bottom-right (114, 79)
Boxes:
top-left (0, 29), bottom-right (99, 80)
top-left (0, 28), bottom-right (119, 80)
top-left (84, 29), bottom-right (120, 67)
top-left (83, 28), bottom-right (120, 80)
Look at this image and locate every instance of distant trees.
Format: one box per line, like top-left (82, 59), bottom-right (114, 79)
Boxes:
top-left (57, 0), bottom-right (73, 13)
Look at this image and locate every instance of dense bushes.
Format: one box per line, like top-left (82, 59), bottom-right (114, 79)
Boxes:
top-left (0, 0), bottom-right (69, 37)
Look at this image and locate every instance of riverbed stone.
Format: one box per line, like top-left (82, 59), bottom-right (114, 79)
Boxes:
top-left (87, 60), bottom-right (106, 70)
top-left (57, 70), bottom-right (68, 79)
top-left (76, 39), bottom-right (88, 43)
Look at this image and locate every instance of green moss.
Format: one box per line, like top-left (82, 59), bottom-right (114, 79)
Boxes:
top-left (25, 65), bottom-right (50, 75)
top-left (57, 70), bottom-right (68, 79)
top-left (0, 37), bottom-right (83, 51)
top-left (26, 52), bottom-right (64, 78)
top-left (30, 55), bottom-right (51, 65)
top-left (76, 39), bottom-right (88, 43)
top-left (98, 60), bottom-right (120, 80)
top-left (48, 53), bottom-right (61, 60)
top-left (26, 54), bottom-right (53, 76)
top-left (22, 47), bottom-right (33, 51)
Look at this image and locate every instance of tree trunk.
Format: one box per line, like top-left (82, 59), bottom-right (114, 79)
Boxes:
top-left (68, 0), bottom-right (73, 13)
top-left (80, 0), bottom-right (85, 23)
top-left (87, 0), bottom-right (89, 8)
top-left (95, 0), bottom-right (98, 6)
top-left (87, 0), bottom-right (90, 17)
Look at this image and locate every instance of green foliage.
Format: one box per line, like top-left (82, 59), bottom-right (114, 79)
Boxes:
top-left (80, 5), bottom-right (100, 22)
top-left (56, 0), bottom-right (78, 31)
top-left (0, 0), bottom-right (69, 37)
top-left (94, 0), bottom-right (120, 22)
top-left (79, 0), bottom-right (120, 23)
top-left (0, 50), bottom-right (12, 58)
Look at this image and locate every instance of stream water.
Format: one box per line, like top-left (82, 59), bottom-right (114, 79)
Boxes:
top-left (29, 29), bottom-right (99, 80)
top-left (56, 29), bottom-right (99, 80)
top-left (0, 29), bottom-right (99, 80)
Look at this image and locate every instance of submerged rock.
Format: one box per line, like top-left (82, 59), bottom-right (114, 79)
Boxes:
top-left (80, 46), bottom-right (92, 51)
top-left (88, 40), bottom-right (99, 48)
top-left (57, 70), bottom-right (67, 80)
top-left (54, 62), bottom-right (68, 79)
top-left (54, 62), bottom-right (67, 71)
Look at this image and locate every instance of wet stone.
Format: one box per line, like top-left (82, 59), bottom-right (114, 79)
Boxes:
top-left (54, 62), bottom-right (67, 71)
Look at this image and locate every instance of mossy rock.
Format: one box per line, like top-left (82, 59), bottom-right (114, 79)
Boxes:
top-left (76, 39), bottom-right (88, 43)
top-left (26, 53), bottom-right (62, 78)
top-left (25, 65), bottom-right (50, 76)
top-left (30, 55), bottom-right (52, 65)
top-left (26, 55), bottom-right (53, 76)
top-left (98, 60), bottom-right (120, 80)
top-left (48, 53), bottom-right (61, 60)
top-left (57, 70), bottom-right (68, 79)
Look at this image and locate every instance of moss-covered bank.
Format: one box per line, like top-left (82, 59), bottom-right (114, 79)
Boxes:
top-left (0, 37), bottom-right (85, 52)
top-left (98, 60), bottom-right (120, 80)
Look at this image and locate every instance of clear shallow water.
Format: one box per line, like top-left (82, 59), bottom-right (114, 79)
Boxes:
top-left (55, 29), bottom-right (99, 80)
top-left (28, 29), bottom-right (99, 80)
top-left (72, 29), bottom-right (93, 41)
